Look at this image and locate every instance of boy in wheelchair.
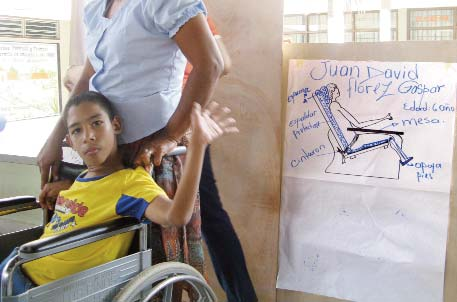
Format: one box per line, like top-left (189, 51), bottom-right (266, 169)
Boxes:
top-left (0, 91), bottom-right (238, 296)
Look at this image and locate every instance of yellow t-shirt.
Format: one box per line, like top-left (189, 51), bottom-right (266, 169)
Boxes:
top-left (22, 167), bottom-right (165, 285)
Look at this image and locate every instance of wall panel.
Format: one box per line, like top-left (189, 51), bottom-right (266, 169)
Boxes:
top-left (203, 1), bottom-right (283, 301)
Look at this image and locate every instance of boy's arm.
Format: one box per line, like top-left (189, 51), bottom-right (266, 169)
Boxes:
top-left (143, 102), bottom-right (238, 227)
top-left (144, 141), bottom-right (205, 226)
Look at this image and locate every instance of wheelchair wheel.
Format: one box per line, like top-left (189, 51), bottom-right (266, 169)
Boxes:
top-left (113, 262), bottom-right (217, 302)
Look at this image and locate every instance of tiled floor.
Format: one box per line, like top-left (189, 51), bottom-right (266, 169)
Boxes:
top-left (0, 209), bottom-right (42, 235)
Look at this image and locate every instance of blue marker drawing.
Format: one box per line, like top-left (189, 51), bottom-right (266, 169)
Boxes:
top-left (381, 122), bottom-right (399, 130)
top-left (406, 161), bottom-right (443, 183)
top-left (312, 83), bottom-right (413, 179)
top-left (288, 87), bottom-right (311, 104)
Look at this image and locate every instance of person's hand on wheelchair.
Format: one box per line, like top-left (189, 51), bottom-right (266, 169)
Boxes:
top-left (134, 127), bottom-right (179, 173)
top-left (39, 179), bottom-right (73, 210)
top-left (134, 101), bottom-right (238, 172)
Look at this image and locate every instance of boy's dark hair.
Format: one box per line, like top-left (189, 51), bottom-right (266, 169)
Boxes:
top-left (63, 91), bottom-right (116, 126)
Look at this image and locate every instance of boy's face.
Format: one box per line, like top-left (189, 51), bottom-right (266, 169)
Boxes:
top-left (66, 102), bottom-right (121, 167)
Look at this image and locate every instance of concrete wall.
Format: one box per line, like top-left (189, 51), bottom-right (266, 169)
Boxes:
top-left (279, 41), bottom-right (457, 302)
top-left (0, 162), bottom-right (42, 235)
top-left (0, 162), bottom-right (40, 198)
top-left (203, 0), bottom-right (283, 301)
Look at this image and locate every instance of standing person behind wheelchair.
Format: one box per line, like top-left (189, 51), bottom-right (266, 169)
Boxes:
top-left (38, 1), bottom-right (257, 301)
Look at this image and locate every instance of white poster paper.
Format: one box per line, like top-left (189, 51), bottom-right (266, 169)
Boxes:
top-left (277, 60), bottom-right (457, 302)
top-left (0, 42), bottom-right (60, 121)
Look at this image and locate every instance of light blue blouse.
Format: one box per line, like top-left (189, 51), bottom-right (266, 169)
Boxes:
top-left (84, 0), bottom-right (207, 144)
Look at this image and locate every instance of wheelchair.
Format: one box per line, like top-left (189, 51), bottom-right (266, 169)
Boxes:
top-left (0, 147), bottom-right (216, 302)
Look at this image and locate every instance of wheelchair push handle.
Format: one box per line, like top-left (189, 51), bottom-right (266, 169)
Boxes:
top-left (165, 146), bottom-right (186, 157)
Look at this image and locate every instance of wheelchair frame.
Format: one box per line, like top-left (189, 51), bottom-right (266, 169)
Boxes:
top-left (0, 147), bottom-right (216, 302)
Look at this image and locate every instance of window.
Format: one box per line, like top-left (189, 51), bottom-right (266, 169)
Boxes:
top-left (307, 14), bottom-right (327, 43)
top-left (283, 13), bottom-right (327, 43)
top-left (283, 14), bottom-right (306, 43)
top-left (346, 11), bottom-right (380, 42)
top-left (0, 16), bottom-right (59, 39)
top-left (0, 15), bottom-right (61, 121)
top-left (344, 11), bottom-right (380, 42)
top-left (391, 10), bottom-right (398, 41)
top-left (0, 41), bottom-right (61, 121)
top-left (408, 8), bottom-right (457, 40)
top-left (344, 10), bottom-right (398, 42)
top-left (283, 33), bottom-right (306, 43)
top-left (355, 11), bottom-right (380, 42)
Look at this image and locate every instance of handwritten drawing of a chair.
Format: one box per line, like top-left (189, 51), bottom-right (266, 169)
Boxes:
top-left (311, 83), bottom-right (413, 179)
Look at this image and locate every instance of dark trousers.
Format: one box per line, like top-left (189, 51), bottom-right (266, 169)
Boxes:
top-left (199, 147), bottom-right (257, 302)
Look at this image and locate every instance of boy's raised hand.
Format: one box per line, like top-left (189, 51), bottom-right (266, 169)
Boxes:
top-left (191, 102), bottom-right (239, 145)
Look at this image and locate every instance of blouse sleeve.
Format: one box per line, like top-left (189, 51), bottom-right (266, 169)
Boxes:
top-left (144, 0), bottom-right (207, 38)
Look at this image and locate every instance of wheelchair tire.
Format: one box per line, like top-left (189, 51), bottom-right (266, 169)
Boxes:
top-left (113, 261), bottom-right (217, 302)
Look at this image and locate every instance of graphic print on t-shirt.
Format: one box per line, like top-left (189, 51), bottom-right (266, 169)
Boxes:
top-left (50, 195), bottom-right (89, 232)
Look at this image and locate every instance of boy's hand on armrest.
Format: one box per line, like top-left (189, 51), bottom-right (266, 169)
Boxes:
top-left (191, 102), bottom-right (239, 145)
top-left (39, 179), bottom-right (73, 210)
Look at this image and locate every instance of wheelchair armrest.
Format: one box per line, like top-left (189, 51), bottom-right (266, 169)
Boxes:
top-left (0, 196), bottom-right (39, 216)
top-left (18, 217), bottom-right (143, 260)
top-left (347, 127), bottom-right (404, 135)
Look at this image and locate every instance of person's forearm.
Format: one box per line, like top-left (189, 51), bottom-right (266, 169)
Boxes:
top-left (70, 74), bottom-right (90, 98)
top-left (48, 71), bottom-right (90, 145)
top-left (166, 141), bottom-right (206, 226)
top-left (70, 58), bottom-right (94, 97)
top-left (166, 62), bottom-right (223, 140)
